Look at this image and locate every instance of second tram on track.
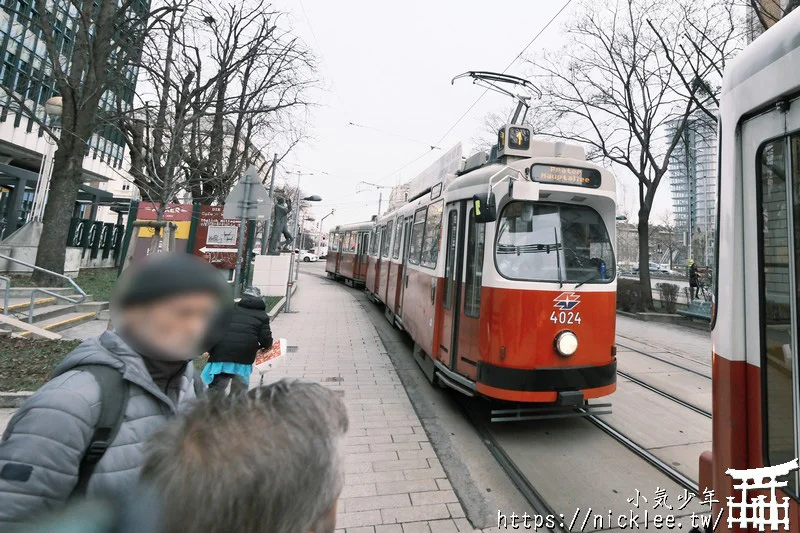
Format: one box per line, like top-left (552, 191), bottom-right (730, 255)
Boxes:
top-left (328, 123), bottom-right (619, 417)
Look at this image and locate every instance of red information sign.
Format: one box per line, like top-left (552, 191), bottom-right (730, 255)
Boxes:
top-left (192, 205), bottom-right (244, 270)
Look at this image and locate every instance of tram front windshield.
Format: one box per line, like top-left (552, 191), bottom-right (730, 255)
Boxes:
top-left (495, 202), bottom-right (615, 284)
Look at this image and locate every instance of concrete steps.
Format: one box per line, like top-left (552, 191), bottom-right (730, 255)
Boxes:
top-left (15, 311), bottom-right (100, 338)
top-left (1, 292), bottom-right (109, 339)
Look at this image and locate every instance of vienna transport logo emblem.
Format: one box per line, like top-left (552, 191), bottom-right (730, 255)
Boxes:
top-left (553, 292), bottom-right (581, 311)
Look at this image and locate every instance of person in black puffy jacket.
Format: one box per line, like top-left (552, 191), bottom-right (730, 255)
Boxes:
top-left (203, 287), bottom-right (273, 395)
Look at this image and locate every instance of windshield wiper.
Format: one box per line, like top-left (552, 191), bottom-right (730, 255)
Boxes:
top-left (574, 272), bottom-right (601, 289)
top-left (553, 228), bottom-right (563, 288)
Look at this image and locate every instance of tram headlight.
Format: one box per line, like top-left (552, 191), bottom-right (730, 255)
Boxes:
top-left (554, 331), bottom-right (578, 357)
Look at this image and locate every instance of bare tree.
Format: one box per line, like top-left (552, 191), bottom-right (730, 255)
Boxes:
top-left (529, 0), bottom-right (717, 308)
top-left (117, 0), bottom-right (314, 250)
top-left (183, 1), bottom-right (315, 204)
top-left (648, 0), bottom-right (744, 123)
top-left (0, 1), bottom-right (167, 282)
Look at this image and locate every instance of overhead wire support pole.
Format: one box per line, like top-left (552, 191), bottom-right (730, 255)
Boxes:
top-left (233, 173), bottom-right (252, 298)
top-left (357, 180), bottom-right (392, 217)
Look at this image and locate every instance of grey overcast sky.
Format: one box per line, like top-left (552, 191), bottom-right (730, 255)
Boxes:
top-left (269, 0), bottom-right (673, 231)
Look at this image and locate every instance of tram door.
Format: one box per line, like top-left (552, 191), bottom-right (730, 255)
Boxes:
top-left (397, 216), bottom-right (413, 317)
top-left (355, 232), bottom-right (369, 280)
top-left (741, 101), bottom-right (800, 495)
top-left (439, 203), bottom-right (464, 369)
top-left (438, 202), bottom-right (484, 379)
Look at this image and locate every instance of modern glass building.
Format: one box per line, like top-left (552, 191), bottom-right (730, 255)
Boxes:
top-left (666, 114), bottom-right (718, 267)
top-left (0, 0), bottom-right (143, 237)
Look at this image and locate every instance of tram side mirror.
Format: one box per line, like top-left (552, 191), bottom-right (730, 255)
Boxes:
top-left (472, 193), bottom-right (497, 223)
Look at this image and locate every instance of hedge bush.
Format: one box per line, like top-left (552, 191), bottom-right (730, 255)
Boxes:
top-left (656, 282), bottom-right (679, 314)
top-left (617, 279), bottom-right (645, 312)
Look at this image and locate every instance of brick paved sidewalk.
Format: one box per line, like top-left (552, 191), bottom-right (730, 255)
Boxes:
top-left (258, 271), bottom-right (487, 533)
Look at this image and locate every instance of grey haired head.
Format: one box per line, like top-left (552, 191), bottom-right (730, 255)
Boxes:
top-left (141, 379), bottom-right (348, 533)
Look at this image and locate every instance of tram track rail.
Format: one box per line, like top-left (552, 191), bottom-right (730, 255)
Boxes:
top-left (616, 338), bottom-right (711, 379)
top-left (583, 412), bottom-right (700, 494)
top-left (617, 369), bottom-right (711, 419)
top-left (463, 403), bottom-right (571, 533)
top-left (616, 341), bottom-right (711, 378)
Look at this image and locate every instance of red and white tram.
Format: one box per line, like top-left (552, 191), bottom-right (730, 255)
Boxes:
top-left (325, 221), bottom-right (373, 287)
top-left (700, 10), bottom-right (800, 530)
top-left (339, 122), bottom-right (619, 412)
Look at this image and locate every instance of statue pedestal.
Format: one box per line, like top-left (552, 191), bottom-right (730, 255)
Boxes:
top-left (252, 254), bottom-right (292, 297)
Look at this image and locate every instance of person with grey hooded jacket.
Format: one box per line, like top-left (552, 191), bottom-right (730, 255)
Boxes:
top-left (0, 252), bottom-right (230, 527)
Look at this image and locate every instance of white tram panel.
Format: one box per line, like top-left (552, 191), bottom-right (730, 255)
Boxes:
top-left (443, 138), bottom-right (617, 293)
top-left (717, 8), bottom-right (800, 366)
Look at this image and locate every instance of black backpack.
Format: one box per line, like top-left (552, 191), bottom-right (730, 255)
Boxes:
top-left (53, 364), bottom-right (205, 498)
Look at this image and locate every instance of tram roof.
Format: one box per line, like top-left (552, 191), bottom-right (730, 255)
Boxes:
top-left (722, 9), bottom-right (800, 115)
top-left (332, 220), bottom-right (374, 232)
top-left (445, 157), bottom-right (615, 196)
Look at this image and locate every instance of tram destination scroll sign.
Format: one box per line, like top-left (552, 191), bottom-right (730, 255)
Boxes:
top-left (530, 164), bottom-right (601, 188)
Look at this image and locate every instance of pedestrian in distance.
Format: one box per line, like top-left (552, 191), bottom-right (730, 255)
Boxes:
top-left (140, 379), bottom-right (349, 533)
top-left (688, 259), bottom-right (700, 299)
top-left (203, 286), bottom-right (272, 395)
top-left (0, 252), bottom-right (230, 528)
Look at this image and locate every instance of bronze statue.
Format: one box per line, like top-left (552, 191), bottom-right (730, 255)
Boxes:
top-left (267, 196), bottom-right (294, 254)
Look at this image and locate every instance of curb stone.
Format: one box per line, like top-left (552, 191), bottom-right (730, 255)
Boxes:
top-left (0, 391), bottom-right (32, 408)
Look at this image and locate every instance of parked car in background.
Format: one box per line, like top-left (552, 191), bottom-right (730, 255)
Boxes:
top-left (295, 249), bottom-right (318, 262)
top-left (632, 262), bottom-right (670, 274)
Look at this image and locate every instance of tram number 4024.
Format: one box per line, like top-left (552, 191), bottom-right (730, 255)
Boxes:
top-left (550, 311), bottom-right (582, 325)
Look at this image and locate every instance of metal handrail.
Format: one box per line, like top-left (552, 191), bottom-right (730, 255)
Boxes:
top-left (0, 276), bottom-right (9, 315)
top-left (0, 253), bottom-right (87, 323)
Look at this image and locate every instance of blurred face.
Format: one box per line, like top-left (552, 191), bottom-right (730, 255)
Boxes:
top-left (121, 292), bottom-right (219, 360)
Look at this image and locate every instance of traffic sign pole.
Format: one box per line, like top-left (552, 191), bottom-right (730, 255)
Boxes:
top-left (232, 173), bottom-right (252, 298)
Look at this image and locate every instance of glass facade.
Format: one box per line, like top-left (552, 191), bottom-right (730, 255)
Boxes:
top-left (667, 114), bottom-right (718, 267)
top-left (0, 0), bottom-right (147, 167)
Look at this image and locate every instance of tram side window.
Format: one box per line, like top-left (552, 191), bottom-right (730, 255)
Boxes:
top-left (369, 228), bottom-right (379, 256)
top-left (381, 220), bottom-right (393, 258)
top-left (408, 207), bottom-right (427, 265)
top-left (443, 209), bottom-right (458, 309)
top-left (392, 218), bottom-right (404, 259)
top-left (330, 233), bottom-right (339, 252)
top-left (464, 209), bottom-right (485, 318)
top-left (759, 135), bottom-right (798, 494)
top-left (345, 232), bottom-right (355, 254)
top-left (421, 201), bottom-right (444, 269)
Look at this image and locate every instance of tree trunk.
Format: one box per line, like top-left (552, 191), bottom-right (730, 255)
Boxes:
top-left (637, 211), bottom-right (654, 310)
top-left (31, 146), bottom-right (84, 285)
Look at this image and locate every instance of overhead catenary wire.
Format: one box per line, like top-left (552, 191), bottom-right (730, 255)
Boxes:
top-left (376, 0), bottom-right (576, 187)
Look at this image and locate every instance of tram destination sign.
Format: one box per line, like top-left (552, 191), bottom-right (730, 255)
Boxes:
top-left (530, 164), bottom-right (601, 189)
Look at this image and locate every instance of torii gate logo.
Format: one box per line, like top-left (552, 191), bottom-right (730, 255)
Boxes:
top-left (726, 459), bottom-right (799, 531)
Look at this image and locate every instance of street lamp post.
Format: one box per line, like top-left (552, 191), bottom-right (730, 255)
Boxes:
top-left (30, 96), bottom-right (63, 222)
top-left (284, 180), bottom-right (322, 313)
top-left (317, 209), bottom-right (335, 255)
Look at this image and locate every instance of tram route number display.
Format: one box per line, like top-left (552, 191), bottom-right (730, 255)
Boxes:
top-left (530, 164), bottom-right (601, 188)
top-left (550, 310), bottom-right (582, 325)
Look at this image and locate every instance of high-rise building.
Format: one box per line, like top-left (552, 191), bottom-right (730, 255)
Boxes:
top-left (666, 114), bottom-right (717, 267)
top-left (748, 0), bottom-right (799, 41)
top-left (0, 1), bottom-right (144, 237)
